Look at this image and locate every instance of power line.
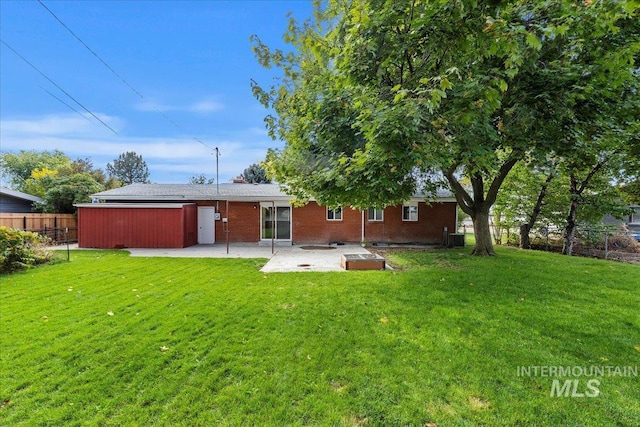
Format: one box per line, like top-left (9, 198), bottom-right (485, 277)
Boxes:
top-left (37, 0), bottom-right (144, 99)
top-left (37, 84), bottom-right (90, 121)
top-left (37, 0), bottom-right (219, 154)
top-left (0, 39), bottom-right (118, 135)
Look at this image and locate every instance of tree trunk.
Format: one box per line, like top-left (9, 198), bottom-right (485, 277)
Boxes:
top-left (562, 198), bottom-right (579, 255)
top-left (520, 172), bottom-right (555, 250)
top-left (561, 158), bottom-right (614, 255)
top-left (520, 223), bottom-right (532, 249)
top-left (472, 208), bottom-right (495, 256)
top-left (443, 154), bottom-right (520, 257)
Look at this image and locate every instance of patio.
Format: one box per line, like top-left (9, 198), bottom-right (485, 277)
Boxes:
top-left (52, 243), bottom-right (374, 272)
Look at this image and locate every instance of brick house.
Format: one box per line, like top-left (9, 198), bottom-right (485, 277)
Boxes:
top-left (75, 183), bottom-right (457, 249)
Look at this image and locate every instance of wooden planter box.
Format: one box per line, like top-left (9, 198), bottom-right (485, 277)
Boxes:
top-left (341, 253), bottom-right (386, 270)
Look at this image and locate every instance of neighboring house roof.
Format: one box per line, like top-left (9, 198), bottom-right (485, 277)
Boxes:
top-left (0, 187), bottom-right (43, 203)
top-left (90, 183), bottom-right (455, 203)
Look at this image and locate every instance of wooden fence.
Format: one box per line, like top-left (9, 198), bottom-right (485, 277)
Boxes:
top-left (0, 213), bottom-right (77, 243)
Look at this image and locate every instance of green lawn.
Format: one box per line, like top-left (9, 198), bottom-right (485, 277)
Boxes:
top-left (1, 248), bottom-right (638, 426)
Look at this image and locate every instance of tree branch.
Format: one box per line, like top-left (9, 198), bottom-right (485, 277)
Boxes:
top-left (576, 151), bottom-right (619, 195)
top-left (526, 171), bottom-right (555, 229)
top-left (443, 165), bottom-right (474, 215)
top-left (485, 153), bottom-right (522, 207)
top-left (471, 172), bottom-right (484, 204)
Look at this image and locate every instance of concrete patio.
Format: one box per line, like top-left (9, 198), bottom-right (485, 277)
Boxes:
top-left (126, 243), bottom-right (372, 273)
top-left (51, 243), bottom-right (374, 272)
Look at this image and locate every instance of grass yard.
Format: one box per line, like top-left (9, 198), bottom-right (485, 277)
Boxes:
top-left (1, 247), bottom-right (639, 426)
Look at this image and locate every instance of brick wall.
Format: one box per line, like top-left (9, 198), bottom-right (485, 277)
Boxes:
top-left (363, 202), bottom-right (456, 244)
top-left (292, 202), bottom-right (361, 244)
top-left (292, 201), bottom-right (456, 244)
top-left (194, 200), bottom-right (456, 245)
top-left (212, 201), bottom-right (261, 243)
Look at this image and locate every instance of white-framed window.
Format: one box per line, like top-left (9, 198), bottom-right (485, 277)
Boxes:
top-left (327, 207), bottom-right (343, 221)
top-left (367, 207), bottom-right (384, 222)
top-left (402, 203), bottom-right (418, 221)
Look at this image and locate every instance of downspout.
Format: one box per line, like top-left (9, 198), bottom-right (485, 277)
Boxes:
top-left (225, 200), bottom-right (230, 254)
top-left (455, 202), bottom-right (459, 233)
top-left (271, 201), bottom-right (275, 254)
top-left (361, 210), bottom-right (365, 246)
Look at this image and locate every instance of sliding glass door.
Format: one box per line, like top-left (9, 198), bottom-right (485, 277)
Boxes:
top-left (261, 205), bottom-right (291, 240)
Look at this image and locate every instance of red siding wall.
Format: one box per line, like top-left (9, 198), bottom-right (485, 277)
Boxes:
top-left (78, 205), bottom-right (196, 249)
top-left (183, 204), bottom-right (198, 247)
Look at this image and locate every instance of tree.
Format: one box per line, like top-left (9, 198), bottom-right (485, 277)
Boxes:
top-left (495, 162), bottom-right (630, 252)
top-left (242, 163), bottom-right (271, 184)
top-left (35, 173), bottom-right (104, 214)
top-left (22, 167), bottom-right (60, 198)
top-left (189, 174), bottom-right (215, 185)
top-left (0, 150), bottom-right (69, 190)
top-left (494, 162), bottom-right (557, 249)
top-left (621, 181), bottom-right (640, 205)
top-left (252, 0), bottom-right (639, 255)
top-left (106, 152), bottom-right (150, 185)
top-left (559, 151), bottom-right (632, 255)
top-left (1, 150), bottom-right (117, 213)
top-left (619, 136), bottom-right (640, 204)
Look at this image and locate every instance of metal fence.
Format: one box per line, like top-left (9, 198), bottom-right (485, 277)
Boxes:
top-left (506, 224), bottom-right (639, 260)
top-left (30, 226), bottom-right (78, 244)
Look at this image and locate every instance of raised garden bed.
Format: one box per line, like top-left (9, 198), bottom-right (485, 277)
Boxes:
top-left (341, 253), bottom-right (386, 270)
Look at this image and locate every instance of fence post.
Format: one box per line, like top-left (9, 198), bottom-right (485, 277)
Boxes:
top-left (604, 231), bottom-right (609, 260)
top-left (66, 227), bottom-right (70, 261)
top-left (546, 224), bottom-right (550, 250)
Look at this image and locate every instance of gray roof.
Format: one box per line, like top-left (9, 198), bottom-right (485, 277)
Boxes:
top-left (0, 187), bottom-right (43, 203)
top-left (92, 183), bottom-right (291, 201)
top-left (92, 183), bottom-right (454, 203)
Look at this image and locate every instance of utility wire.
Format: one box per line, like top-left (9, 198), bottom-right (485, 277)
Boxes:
top-left (37, 84), bottom-right (91, 121)
top-left (1, 39), bottom-right (118, 134)
top-left (37, 0), bottom-right (219, 154)
top-left (37, 0), bottom-right (144, 99)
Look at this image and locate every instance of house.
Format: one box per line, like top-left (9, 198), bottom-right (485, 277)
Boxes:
top-left (0, 187), bottom-right (43, 213)
top-left (75, 183), bottom-right (458, 249)
top-left (628, 205), bottom-right (640, 225)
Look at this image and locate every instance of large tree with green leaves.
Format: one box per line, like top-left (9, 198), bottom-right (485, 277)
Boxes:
top-left (106, 151), bottom-right (150, 185)
top-left (0, 150), bottom-right (69, 190)
top-left (1, 150), bottom-right (118, 213)
top-left (35, 173), bottom-right (105, 214)
top-left (252, 0), bottom-right (639, 255)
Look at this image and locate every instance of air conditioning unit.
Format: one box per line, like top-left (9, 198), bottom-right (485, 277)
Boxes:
top-left (448, 233), bottom-right (465, 248)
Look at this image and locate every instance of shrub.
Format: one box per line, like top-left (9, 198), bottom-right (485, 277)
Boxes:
top-left (608, 225), bottom-right (640, 253)
top-left (0, 226), bottom-right (52, 273)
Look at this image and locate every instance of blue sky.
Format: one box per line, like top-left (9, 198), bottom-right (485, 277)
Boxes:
top-left (0, 0), bottom-right (313, 184)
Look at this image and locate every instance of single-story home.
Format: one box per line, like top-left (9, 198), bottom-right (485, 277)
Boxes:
top-left (75, 183), bottom-right (458, 249)
top-left (0, 187), bottom-right (43, 213)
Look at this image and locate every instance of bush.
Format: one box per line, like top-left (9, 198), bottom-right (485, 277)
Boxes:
top-left (608, 225), bottom-right (640, 253)
top-left (0, 227), bottom-right (52, 273)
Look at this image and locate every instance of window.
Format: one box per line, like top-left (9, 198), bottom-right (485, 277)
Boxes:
top-left (367, 207), bottom-right (384, 221)
top-left (403, 203), bottom-right (418, 221)
top-left (327, 207), bottom-right (343, 221)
